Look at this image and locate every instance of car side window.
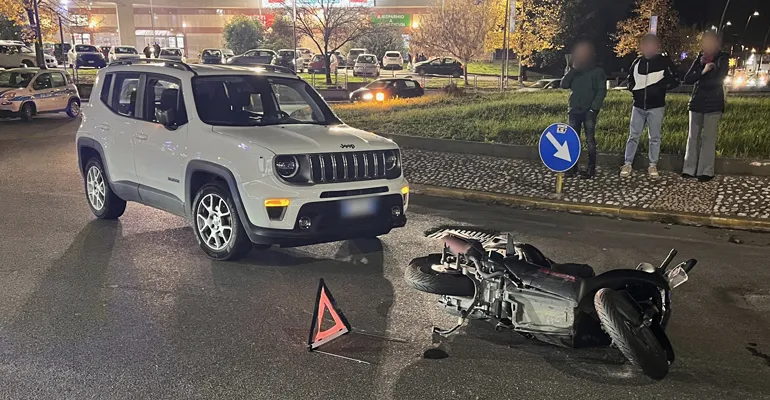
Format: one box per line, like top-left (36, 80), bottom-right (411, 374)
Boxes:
top-left (430, 59), bottom-right (441, 66)
top-left (100, 73), bottom-right (113, 104)
top-left (110, 72), bottom-right (140, 117)
top-left (51, 72), bottom-right (66, 88)
top-left (404, 80), bottom-right (417, 89)
top-left (0, 45), bottom-right (7, 54)
top-left (33, 73), bottom-right (52, 90)
top-left (144, 75), bottom-right (188, 126)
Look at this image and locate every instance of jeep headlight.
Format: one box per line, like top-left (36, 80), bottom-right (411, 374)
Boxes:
top-left (384, 150), bottom-right (398, 170)
top-left (275, 155), bottom-right (299, 178)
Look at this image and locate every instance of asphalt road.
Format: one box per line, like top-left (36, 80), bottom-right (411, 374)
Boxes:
top-left (2, 116), bottom-right (770, 399)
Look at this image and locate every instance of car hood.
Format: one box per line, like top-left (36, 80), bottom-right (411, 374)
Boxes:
top-left (212, 124), bottom-right (397, 154)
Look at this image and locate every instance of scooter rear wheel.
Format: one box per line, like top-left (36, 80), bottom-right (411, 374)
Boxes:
top-left (405, 254), bottom-right (474, 296)
top-left (594, 288), bottom-right (669, 380)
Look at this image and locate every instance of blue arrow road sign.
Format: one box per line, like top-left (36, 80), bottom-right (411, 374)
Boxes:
top-left (538, 123), bottom-right (581, 173)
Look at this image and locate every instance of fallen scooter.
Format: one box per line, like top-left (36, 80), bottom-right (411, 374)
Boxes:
top-left (405, 230), bottom-right (696, 380)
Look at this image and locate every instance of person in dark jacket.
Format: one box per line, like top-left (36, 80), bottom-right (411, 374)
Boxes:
top-left (682, 31), bottom-right (729, 182)
top-left (560, 40), bottom-right (607, 179)
top-left (143, 45), bottom-right (151, 59)
top-left (153, 43), bottom-right (161, 59)
top-left (621, 34), bottom-right (680, 178)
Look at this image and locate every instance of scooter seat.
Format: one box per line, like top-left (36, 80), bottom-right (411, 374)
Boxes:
top-left (511, 243), bottom-right (595, 279)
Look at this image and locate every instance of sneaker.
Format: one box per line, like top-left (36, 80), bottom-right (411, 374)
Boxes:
top-left (697, 175), bottom-right (714, 182)
top-left (620, 164), bottom-right (632, 177)
top-left (648, 165), bottom-right (659, 178)
top-left (579, 169), bottom-right (595, 179)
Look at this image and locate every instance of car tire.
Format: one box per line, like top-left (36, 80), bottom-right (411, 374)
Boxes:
top-left (66, 98), bottom-right (81, 118)
top-left (192, 181), bottom-right (252, 261)
top-left (594, 288), bottom-right (669, 380)
top-left (404, 254), bottom-right (475, 296)
top-left (19, 103), bottom-right (35, 122)
top-left (84, 158), bottom-right (126, 219)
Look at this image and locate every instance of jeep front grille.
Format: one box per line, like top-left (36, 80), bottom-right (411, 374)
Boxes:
top-left (308, 151), bottom-right (394, 184)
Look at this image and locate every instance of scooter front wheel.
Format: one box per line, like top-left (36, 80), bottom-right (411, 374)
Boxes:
top-left (405, 254), bottom-right (474, 296)
top-left (594, 288), bottom-right (669, 380)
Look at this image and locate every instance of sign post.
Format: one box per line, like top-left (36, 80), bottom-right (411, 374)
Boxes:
top-left (538, 123), bottom-right (581, 197)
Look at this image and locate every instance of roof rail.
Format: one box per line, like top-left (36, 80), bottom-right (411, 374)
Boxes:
top-left (108, 58), bottom-right (197, 75)
top-left (227, 63), bottom-right (297, 76)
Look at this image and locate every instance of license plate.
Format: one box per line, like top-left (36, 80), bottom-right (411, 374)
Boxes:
top-left (340, 197), bottom-right (378, 218)
top-left (88, 60), bottom-right (94, 64)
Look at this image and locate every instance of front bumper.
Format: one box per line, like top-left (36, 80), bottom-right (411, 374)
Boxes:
top-left (0, 101), bottom-right (22, 115)
top-left (245, 193), bottom-right (406, 247)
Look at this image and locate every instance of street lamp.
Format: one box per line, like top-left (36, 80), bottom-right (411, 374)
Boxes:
top-left (744, 11), bottom-right (759, 33)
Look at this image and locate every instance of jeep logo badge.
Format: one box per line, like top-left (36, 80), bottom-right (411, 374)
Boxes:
top-left (340, 144), bottom-right (355, 149)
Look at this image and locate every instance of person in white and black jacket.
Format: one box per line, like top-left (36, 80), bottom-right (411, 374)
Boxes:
top-left (620, 34), bottom-right (680, 178)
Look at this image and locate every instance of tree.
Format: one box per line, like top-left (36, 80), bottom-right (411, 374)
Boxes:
top-left (223, 15), bottom-right (265, 55)
top-left (411, 0), bottom-right (497, 84)
top-left (355, 25), bottom-right (405, 59)
top-left (264, 11), bottom-right (298, 50)
top-left (613, 0), bottom-right (680, 57)
top-left (291, 0), bottom-right (373, 84)
top-left (509, 0), bottom-right (564, 82)
top-left (0, 15), bottom-right (22, 40)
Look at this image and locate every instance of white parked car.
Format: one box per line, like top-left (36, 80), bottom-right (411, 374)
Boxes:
top-left (159, 48), bottom-right (184, 62)
top-left (0, 40), bottom-right (56, 68)
top-left (296, 47), bottom-right (313, 68)
top-left (109, 45), bottom-right (140, 62)
top-left (382, 51), bottom-right (404, 70)
top-left (0, 68), bottom-right (80, 121)
top-left (76, 61), bottom-right (409, 260)
top-left (353, 54), bottom-right (380, 77)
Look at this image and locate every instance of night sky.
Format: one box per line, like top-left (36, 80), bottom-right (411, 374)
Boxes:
top-left (674, 0), bottom-right (770, 46)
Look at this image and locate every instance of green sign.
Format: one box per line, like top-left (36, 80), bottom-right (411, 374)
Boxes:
top-left (371, 13), bottom-right (412, 27)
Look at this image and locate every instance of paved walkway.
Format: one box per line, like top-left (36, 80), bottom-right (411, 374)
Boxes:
top-left (402, 149), bottom-right (770, 221)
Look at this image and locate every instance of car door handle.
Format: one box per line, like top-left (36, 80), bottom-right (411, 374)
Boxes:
top-left (96, 123), bottom-right (110, 131)
top-left (133, 133), bottom-right (148, 140)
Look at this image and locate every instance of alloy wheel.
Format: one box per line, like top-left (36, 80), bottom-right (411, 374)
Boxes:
top-left (196, 194), bottom-right (233, 251)
top-left (70, 101), bottom-right (80, 116)
top-left (86, 166), bottom-right (105, 210)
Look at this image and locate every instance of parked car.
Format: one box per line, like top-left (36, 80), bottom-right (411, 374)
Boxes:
top-left (412, 57), bottom-right (464, 78)
top-left (349, 78), bottom-right (424, 102)
top-left (352, 54), bottom-right (380, 77)
top-left (159, 48), bottom-right (184, 62)
top-left (307, 53), bottom-right (338, 74)
top-left (382, 51), bottom-right (403, 70)
top-left (346, 48), bottom-right (367, 67)
top-left (46, 42), bottom-right (71, 65)
top-left (99, 46), bottom-right (111, 59)
top-left (108, 46), bottom-right (140, 62)
top-left (534, 78), bottom-right (562, 89)
top-left (221, 49), bottom-right (235, 62)
top-left (75, 61), bottom-right (408, 260)
top-left (227, 49), bottom-right (277, 65)
top-left (68, 44), bottom-right (107, 69)
top-left (296, 47), bottom-right (313, 68)
top-left (273, 49), bottom-right (302, 71)
top-left (199, 48), bottom-right (225, 64)
top-left (0, 68), bottom-right (80, 121)
top-left (0, 41), bottom-right (57, 68)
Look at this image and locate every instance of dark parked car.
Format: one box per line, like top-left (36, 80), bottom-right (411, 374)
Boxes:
top-left (413, 57), bottom-right (464, 78)
top-left (199, 48), bottom-right (224, 64)
top-left (273, 49), bottom-right (301, 71)
top-left (227, 49), bottom-right (277, 65)
top-left (349, 78), bottom-right (424, 102)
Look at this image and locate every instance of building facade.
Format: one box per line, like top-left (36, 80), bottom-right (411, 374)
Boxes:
top-left (66, 0), bottom-right (430, 57)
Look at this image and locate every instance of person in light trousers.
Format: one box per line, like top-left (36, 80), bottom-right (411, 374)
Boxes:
top-left (620, 34), bottom-right (680, 178)
top-left (682, 31), bottom-right (729, 182)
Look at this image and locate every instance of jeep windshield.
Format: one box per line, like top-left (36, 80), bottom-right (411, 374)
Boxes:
top-left (192, 75), bottom-right (339, 127)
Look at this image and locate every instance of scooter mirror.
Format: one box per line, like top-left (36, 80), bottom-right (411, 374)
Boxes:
top-left (635, 262), bottom-right (656, 272)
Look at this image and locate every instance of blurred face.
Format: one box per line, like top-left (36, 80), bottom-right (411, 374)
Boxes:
top-left (573, 43), bottom-right (594, 64)
top-left (641, 38), bottom-right (660, 58)
top-left (701, 34), bottom-right (720, 54)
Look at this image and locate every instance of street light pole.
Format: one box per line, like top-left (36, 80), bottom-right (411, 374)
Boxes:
top-left (33, 0), bottom-right (46, 69)
top-left (500, 0), bottom-right (510, 91)
top-left (744, 11), bottom-right (760, 33)
top-left (718, 0), bottom-right (731, 34)
top-left (150, 0), bottom-right (156, 51)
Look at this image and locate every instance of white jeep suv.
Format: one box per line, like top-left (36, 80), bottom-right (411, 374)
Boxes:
top-left (76, 60), bottom-right (408, 260)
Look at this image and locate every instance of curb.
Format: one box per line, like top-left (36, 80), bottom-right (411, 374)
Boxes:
top-left (412, 184), bottom-right (770, 232)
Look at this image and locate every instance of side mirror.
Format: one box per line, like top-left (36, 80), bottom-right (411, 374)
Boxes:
top-left (156, 108), bottom-right (177, 130)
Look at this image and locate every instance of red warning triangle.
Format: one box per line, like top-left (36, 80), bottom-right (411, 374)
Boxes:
top-left (308, 279), bottom-right (352, 350)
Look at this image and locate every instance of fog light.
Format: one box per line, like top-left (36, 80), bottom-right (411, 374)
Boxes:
top-left (298, 216), bottom-right (312, 230)
top-left (391, 206), bottom-right (402, 217)
top-left (375, 92), bottom-right (385, 101)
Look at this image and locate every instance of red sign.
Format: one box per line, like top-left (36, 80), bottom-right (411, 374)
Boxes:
top-left (252, 13), bottom-right (276, 28)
